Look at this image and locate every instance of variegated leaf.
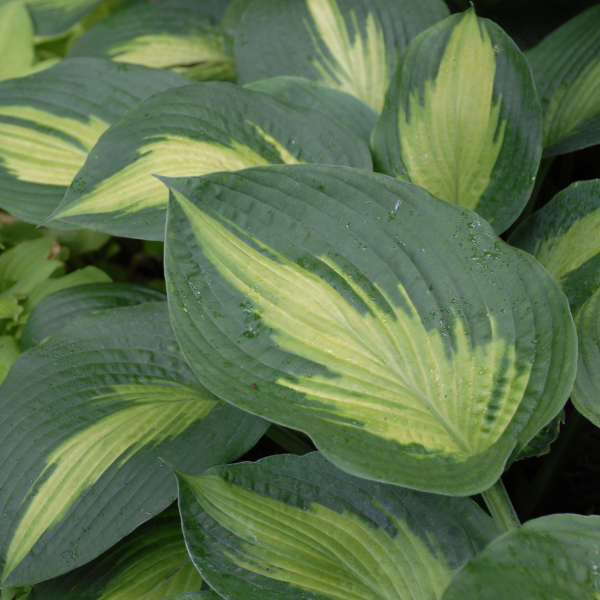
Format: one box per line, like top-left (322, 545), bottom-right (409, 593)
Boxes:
top-left (0, 334), bottom-right (18, 384)
top-left (0, 302), bottom-right (267, 586)
top-left (442, 514), bottom-right (600, 600)
top-left (0, 58), bottom-right (188, 224)
top-left (527, 5), bottom-right (600, 156)
top-left (372, 9), bottom-right (542, 234)
top-left (21, 281), bottom-right (164, 349)
top-left (178, 452), bottom-right (498, 600)
top-left (246, 76), bottom-right (377, 145)
top-left (509, 179), bottom-right (600, 313)
top-left (67, 0), bottom-right (235, 81)
top-left (0, 0), bottom-right (34, 81)
top-left (572, 288), bottom-right (600, 429)
top-left (29, 506), bottom-right (203, 600)
top-left (235, 0), bottom-right (449, 112)
top-left (164, 165), bottom-right (576, 495)
top-left (49, 82), bottom-right (372, 240)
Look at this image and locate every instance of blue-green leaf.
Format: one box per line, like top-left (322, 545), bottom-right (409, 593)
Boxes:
top-left (179, 452), bottom-right (498, 600)
top-left (49, 82), bottom-right (372, 240)
top-left (0, 58), bottom-right (188, 224)
top-left (235, 0), bottom-right (449, 112)
top-left (0, 302), bottom-right (266, 586)
top-left (527, 5), bottom-right (600, 156)
top-left (442, 514), bottom-right (600, 600)
top-left (164, 164), bottom-right (576, 495)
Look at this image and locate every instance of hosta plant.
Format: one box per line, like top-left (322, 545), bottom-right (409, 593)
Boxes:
top-left (0, 0), bottom-right (599, 599)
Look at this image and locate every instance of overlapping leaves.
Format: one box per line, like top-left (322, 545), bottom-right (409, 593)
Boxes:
top-left (164, 164), bottom-right (576, 495)
top-left (178, 452), bottom-right (498, 600)
top-left (67, 0), bottom-right (235, 81)
top-left (442, 514), bottom-right (600, 599)
top-left (0, 302), bottom-right (266, 586)
top-left (49, 81), bottom-right (372, 240)
top-left (528, 4), bottom-right (600, 156)
top-left (0, 59), bottom-right (188, 224)
top-left (235, 0), bottom-right (449, 112)
top-left (509, 179), bottom-right (600, 314)
top-left (29, 506), bottom-right (204, 600)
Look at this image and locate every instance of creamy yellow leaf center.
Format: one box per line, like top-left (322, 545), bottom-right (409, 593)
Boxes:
top-left (3, 382), bottom-right (216, 581)
top-left (305, 0), bottom-right (389, 112)
top-left (189, 473), bottom-right (451, 600)
top-left (397, 11), bottom-right (506, 212)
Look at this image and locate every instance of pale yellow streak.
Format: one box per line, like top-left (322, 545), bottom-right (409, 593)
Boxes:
top-left (55, 124), bottom-right (299, 218)
top-left (397, 11), bottom-right (506, 211)
top-left (98, 541), bottom-right (202, 600)
top-left (177, 193), bottom-right (529, 459)
top-left (544, 57), bottom-right (600, 147)
top-left (3, 383), bottom-right (216, 581)
top-left (189, 474), bottom-right (451, 600)
top-left (534, 208), bottom-right (600, 281)
top-left (305, 0), bottom-right (389, 112)
top-left (107, 32), bottom-right (230, 69)
top-left (0, 106), bottom-right (107, 185)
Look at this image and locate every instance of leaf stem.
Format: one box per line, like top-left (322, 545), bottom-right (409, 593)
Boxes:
top-left (481, 478), bottom-right (520, 532)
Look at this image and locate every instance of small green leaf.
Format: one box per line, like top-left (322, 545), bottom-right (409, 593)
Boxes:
top-left (442, 514), bottom-right (600, 599)
top-left (509, 179), bottom-right (600, 313)
top-left (67, 0), bottom-right (235, 81)
top-left (29, 506), bottom-right (203, 600)
top-left (0, 1), bottom-right (34, 81)
top-left (572, 288), bottom-right (600, 428)
top-left (0, 334), bottom-right (18, 384)
top-left (246, 76), bottom-right (377, 144)
top-left (0, 58), bottom-right (188, 224)
top-left (372, 10), bottom-right (542, 234)
top-left (235, 0), bottom-right (449, 112)
top-left (528, 5), bottom-right (600, 156)
top-left (0, 302), bottom-right (266, 586)
top-left (21, 281), bottom-right (164, 349)
top-left (49, 82), bottom-right (372, 240)
top-left (164, 164), bottom-right (576, 495)
top-left (0, 238), bottom-right (62, 297)
top-left (178, 453), bottom-right (498, 600)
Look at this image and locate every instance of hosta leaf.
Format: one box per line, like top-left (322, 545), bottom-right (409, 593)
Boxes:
top-left (527, 5), bottom-right (600, 156)
top-left (0, 302), bottom-right (266, 586)
top-left (0, 334), bottom-right (18, 384)
top-left (21, 281), bottom-right (164, 349)
top-left (67, 0), bottom-right (235, 81)
top-left (0, 0), bottom-right (34, 81)
top-left (246, 76), bottom-right (377, 144)
top-left (0, 58), bottom-right (188, 224)
top-left (509, 179), bottom-right (600, 313)
top-left (371, 10), bottom-right (542, 234)
top-left (442, 514), bottom-right (600, 599)
top-left (178, 452), bottom-right (498, 600)
top-left (235, 0), bottom-right (449, 112)
top-left (49, 82), bottom-right (372, 240)
top-left (0, 237), bottom-right (61, 296)
top-left (572, 288), bottom-right (600, 428)
top-left (164, 164), bottom-right (576, 495)
top-left (29, 506), bottom-right (203, 600)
